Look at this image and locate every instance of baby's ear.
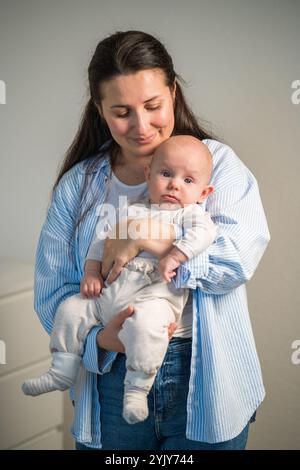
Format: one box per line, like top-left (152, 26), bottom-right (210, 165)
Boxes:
top-left (198, 185), bottom-right (214, 203)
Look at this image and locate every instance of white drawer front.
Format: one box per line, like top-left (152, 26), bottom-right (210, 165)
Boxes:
top-left (0, 360), bottom-right (64, 449)
top-left (12, 429), bottom-right (64, 450)
top-left (0, 291), bottom-right (50, 376)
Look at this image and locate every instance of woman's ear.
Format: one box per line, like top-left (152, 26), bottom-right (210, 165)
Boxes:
top-left (198, 185), bottom-right (214, 203)
top-left (171, 80), bottom-right (177, 103)
top-left (94, 101), bottom-right (103, 118)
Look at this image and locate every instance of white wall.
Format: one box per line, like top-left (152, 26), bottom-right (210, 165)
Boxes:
top-left (1, 0), bottom-right (299, 449)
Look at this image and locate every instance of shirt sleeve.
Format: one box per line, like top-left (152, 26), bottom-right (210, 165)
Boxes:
top-left (35, 166), bottom-right (118, 373)
top-left (172, 141), bottom-right (270, 293)
top-left (34, 170), bottom-right (82, 335)
top-left (82, 325), bottom-right (117, 374)
top-left (173, 208), bottom-right (217, 259)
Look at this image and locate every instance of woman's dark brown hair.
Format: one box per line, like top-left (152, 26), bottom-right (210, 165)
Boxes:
top-left (54, 30), bottom-right (214, 232)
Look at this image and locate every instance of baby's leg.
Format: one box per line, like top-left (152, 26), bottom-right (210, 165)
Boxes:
top-left (94, 268), bottom-right (152, 326)
top-left (22, 294), bottom-right (97, 396)
top-left (119, 298), bottom-right (175, 374)
top-left (50, 293), bottom-right (99, 355)
top-left (23, 270), bottom-right (153, 397)
top-left (119, 298), bottom-right (176, 424)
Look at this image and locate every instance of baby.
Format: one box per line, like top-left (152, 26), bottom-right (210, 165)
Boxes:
top-left (22, 135), bottom-right (216, 425)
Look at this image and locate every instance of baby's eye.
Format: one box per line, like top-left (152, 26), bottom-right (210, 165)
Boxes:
top-left (161, 170), bottom-right (171, 177)
top-left (184, 178), bottom-right (193, 184)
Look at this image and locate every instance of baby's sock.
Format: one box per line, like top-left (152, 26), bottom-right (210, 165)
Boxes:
top-left (22, 371), bottom-right (72, 396)
top-left (123, 385), bottom-right (149, 424)
top-left (22, 352), bottom-right (81, 397)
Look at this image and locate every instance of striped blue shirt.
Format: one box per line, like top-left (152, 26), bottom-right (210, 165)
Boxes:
top-left (34, 139), bottom-right (270, 446)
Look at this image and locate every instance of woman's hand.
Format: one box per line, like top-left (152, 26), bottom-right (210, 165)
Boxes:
top-left (96, 306), bottom-right (178, 353)
top-left (101, 222), bottom-right (141, 284)
top-left (97, 306), bottom-right (135, 353)
top-left (101, 218), bottom-right (176, 284)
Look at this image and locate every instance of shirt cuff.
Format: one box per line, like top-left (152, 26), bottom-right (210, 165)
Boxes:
top-left (172, 250), bottom-right (209, 289)
top-left (82, 325), bottom-right (117, 374)
top-left (172, 239), bottom-right (194, 259)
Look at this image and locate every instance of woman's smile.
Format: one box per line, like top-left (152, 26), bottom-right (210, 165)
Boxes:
top-left (132, 133), bottom-right (157, 145)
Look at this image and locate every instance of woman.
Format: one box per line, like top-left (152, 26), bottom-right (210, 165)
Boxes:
top-left (35, 31), bottom-right (270, 450)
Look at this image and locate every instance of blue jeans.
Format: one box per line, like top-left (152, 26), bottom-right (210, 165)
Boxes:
top-left (76, 337), bottom-right (253, 450)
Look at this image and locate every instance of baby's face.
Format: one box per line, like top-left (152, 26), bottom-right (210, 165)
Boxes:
top-left (145, 138), bottom-right (213, 207)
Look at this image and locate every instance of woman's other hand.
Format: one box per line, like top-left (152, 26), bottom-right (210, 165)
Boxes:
top-left (97, 306), bottom-right (135, 353)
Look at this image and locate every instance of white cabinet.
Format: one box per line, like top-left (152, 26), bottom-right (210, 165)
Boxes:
top-left (0, 260), bottom-right (64, 450)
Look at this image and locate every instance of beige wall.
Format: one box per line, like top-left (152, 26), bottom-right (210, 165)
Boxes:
top-left (1, 0), bottom-right (299, 449)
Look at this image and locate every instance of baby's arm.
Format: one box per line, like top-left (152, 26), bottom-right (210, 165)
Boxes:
top-left (158, 208), bottom-right (217, 282)
top-left (80, 259), bottom-right (104, 298)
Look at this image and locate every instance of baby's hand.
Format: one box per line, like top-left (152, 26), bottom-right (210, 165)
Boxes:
top-left (80, 271), bottom-right (104, 298)
top-left (158, 255), bottom-right (180, 283)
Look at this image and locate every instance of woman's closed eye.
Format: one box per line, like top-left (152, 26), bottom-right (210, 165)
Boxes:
top-left (115, 105), bottom-right (162, 119)
top-left (146, 105), bottom-right (161, 111)
top-left (115, 111), bottom-right (130, 118)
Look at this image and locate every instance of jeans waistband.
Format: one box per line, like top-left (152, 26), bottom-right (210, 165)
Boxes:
top-left (168, 336), bottom-right (192, 351)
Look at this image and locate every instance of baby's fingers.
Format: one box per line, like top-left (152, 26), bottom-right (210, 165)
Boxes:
top-left (163, 270), bottom-right (176, 283)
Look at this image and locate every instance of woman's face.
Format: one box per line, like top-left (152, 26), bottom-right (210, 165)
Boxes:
top-left (98, 69), bottom-right (175, 162)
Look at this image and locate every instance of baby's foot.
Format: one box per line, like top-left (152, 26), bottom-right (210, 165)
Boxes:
top-left (123, 386), bottom-right (149, 424)
top-left (22, 371), bottom-right (73, 396)
top-left (22, 352), bottom-right (81, 397)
